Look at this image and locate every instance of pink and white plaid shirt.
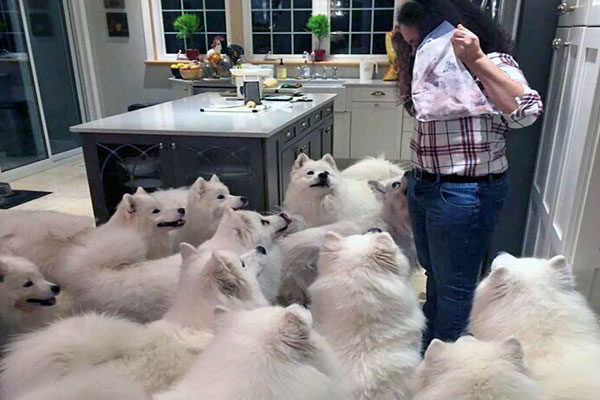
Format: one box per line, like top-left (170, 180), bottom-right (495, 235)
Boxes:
top-left (410, 52), bottom-right (543, 177)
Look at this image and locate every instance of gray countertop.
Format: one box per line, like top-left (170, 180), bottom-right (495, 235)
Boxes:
top-left (70, 92), bottom-right (336, 138)
top-left (169, 77), bottom-right (397, 88)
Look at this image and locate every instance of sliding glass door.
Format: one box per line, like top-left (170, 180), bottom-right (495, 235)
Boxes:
top-left (0, 0), bottom-right (48, 171)
top-left (0, 0), bottom-right (82, 176)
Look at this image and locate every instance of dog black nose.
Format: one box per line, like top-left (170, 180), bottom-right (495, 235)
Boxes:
top-left (240, 196), bottom-right (248, 206)
top-left (51, 284), bottom-right (61, 294)
top-left (367, 228), bottom-right (382, 234)
top-left (318, 171), bottom-right (329, 179)
top-left (279, 213), bottom-right (292, 224)
top-left (178, 208), bottom-right (185, 216)
top-left (256, 246), bottom-right (267, 255)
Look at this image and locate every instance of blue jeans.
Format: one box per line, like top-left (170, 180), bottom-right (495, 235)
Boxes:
top-left (407, 172), bottom-right (508, 351)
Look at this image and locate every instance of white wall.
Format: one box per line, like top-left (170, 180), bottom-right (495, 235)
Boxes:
top-left (84, 0), bottom-right (174, 117)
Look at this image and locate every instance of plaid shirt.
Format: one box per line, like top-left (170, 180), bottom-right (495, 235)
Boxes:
top-left (411, 53), bottom-right (543, 177)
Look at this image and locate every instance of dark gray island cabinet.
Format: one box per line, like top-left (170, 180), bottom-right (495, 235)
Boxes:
top-left (71, 93), bottom-right (335, 223)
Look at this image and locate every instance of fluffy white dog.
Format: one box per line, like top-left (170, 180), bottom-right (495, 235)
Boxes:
top-left (413, 336), bottom-right (543, 400)
top-left (0, 188), bottom-right (184, 283)
top-left (1, 245), bottom-right (268, 399)
top-left (469, 253), bottom-right (600, 400)
top-left (283, 153), bottom-right (391, 227)
top-left (169, 175), bottom-right (248, 250)
top-left (0, 255), bottom-right (62, 342)
top-left (155, 304), bottom-right (347, 400)
top-left (309, 230), bottom-right (425, 400)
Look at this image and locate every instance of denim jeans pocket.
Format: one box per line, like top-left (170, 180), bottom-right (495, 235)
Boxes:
top-left (439, 183), bottom-right (480, 208)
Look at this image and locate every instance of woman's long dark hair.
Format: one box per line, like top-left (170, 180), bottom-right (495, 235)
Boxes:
top-left (392, 0), bottom-right (513, 113)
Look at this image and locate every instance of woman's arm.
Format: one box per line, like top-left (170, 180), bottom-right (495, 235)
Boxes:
top-left (451, 24), bottom-right (524, 113)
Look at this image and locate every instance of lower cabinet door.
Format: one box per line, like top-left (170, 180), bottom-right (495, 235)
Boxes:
top-left (321, 119), bottom-right (333, 156)
top-left (280, 129), bottom-right (322, 194)
top-left (170, 137), bottom-right (265, 210)
top-left (350, 102), bottom-right (401, 160)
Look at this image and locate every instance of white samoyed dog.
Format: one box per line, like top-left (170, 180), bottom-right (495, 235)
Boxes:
top-left (309, 230), bottom-right (425, 400)
top-left (170, 175), bottom-right (248, 250)
top-left (155, 304), bottom-right (347, 400)
top-left (0, 255), bottom-right (62, 342)
top-left (283, 153), bottom-right (399, 227)
top-left (469, 253), bottom-right (600, 400)
top-left (278, 174), bottom-right (415, 305)
top-left (413, 336), bottom-right (543, 400)
top-left (0, 188), bottom-right (185, 283)
top-left (1, 245), bottom-right (268, 399)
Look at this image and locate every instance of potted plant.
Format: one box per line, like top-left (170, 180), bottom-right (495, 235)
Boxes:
top-left (173, 13), bottom-right (201, 60)
top-left (306, 14), bottom-right (329, 62)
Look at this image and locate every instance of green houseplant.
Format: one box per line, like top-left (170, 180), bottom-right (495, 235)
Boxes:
top-left (173, 13), bottom-right (201, 60)
top-left (306, 14), bottom-right (329, 61)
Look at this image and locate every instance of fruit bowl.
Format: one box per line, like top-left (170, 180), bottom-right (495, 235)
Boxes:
top-left (180, 68), bottom-right (202, 80)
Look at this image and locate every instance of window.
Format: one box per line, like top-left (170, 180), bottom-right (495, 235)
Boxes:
top-left (330, 0), bottom-right (394, 55)
top-left (249, 0), bottom-right (313, 55)
top-left (160, 0), bottom-right (227, 54)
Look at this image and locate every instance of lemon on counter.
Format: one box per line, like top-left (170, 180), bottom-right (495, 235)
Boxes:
top-left (263, 78), bottom-right (279, 88)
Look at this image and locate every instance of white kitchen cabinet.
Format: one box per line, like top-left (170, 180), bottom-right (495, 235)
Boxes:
top-left (557, 0), bottom-right (589, 27)
top-left (333, 112), bottom-right (351, 159)
top-left (350, 102), bottom-right (402, 160)
top-left (585, 0), bottom-right (600, 25)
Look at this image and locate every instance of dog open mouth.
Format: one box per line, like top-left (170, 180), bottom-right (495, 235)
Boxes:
top-left (310, 182), bottom-right (330, 188)
top-left (26, 297), bottom-right (57, 306)
top-left (157, 218), bottom-right (186, 228)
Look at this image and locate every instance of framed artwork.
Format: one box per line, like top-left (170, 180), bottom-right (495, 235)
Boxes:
top-left (106, 12), bottom-right (129, 37)
top-left (104, 0), bottom-right (125, 8)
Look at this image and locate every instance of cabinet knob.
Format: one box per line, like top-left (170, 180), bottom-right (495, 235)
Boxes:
top-left (159, 142), bottom-right (164, 150)
top-left (314, 113), bottom-right (320, 120)
top-left (285, 131), bottom-right (293, 139)
top-left (374, 103), bottom-right (380, 107)
top-left (302, 121), bottom-right (308, 128)
top-left (171, 142), bottom-right (176, 150)
top-left (371, 90), bottom-right (386, 97)
top-left (551, 38), bottom-right (571, 50)
top-left (557, 1), bottom-right (574, 14)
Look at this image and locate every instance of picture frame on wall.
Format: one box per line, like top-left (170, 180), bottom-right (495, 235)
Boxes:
top-left (104, 0), bottom-right (125, 8)
top-left (106, 12), bottom-right (129, 37)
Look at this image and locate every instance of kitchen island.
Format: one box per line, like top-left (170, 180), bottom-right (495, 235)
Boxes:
top-left (71, 92), bottom-right (335, 222)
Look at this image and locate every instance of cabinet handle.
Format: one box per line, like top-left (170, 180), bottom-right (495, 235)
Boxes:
top-left (301, 121), bottom-right (308, 129)
top-left (557, 1), bottom-right (574, 14)
top-left (374, 103), bottom-right (380, 107)
top-left (171, 142), bottom-right (176, 150)
top-left (159, 142), bottom-right (164, 150)
top-left (551, 38), bottom-right (571, 50)
top-left (326, 106), bottom-right (332, 113)
top-left (314, 113), bottom-right (321, 120)
top-left (285, 131), bottom-right (293, 139)
top-left (371, 90), bottom-right (386, 97)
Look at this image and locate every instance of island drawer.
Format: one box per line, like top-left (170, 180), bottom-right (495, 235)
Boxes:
top-left (311, 110), bottom-right (323, 125)
top-left (323, 103), bottom-right (334, 117)
top-left (297, 116), bottom-right (311, 134)
top-left (281, 126), bottom-right (296, 143)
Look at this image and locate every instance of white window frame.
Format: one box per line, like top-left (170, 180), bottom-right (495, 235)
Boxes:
top-left (242, 0), bottom-right (401, 61)
top-left (142, 0), bottom-right (232, 61)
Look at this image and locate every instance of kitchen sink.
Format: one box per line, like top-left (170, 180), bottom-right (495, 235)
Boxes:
top-left (281, 79), bottom-right (345, 86)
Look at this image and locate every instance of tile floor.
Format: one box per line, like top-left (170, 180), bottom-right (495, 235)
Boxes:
top-left (1, 155), bottom-right (94, 217)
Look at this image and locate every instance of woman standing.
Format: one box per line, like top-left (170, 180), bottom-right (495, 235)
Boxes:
top-left (393, 0), bottom-right (543, 350)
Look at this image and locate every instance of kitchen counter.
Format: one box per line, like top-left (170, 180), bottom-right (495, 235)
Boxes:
top-left (72, 92), bottom-right (336, 222)
top-left (71, 92), bottom-right (337, 138)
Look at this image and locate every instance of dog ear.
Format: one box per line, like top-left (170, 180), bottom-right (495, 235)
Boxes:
top-left (548, 255), bottom-right (575, 289)
top-left (321, 153), bottom-right (337, 169)
top-left (209, 252), bottom-right (241, 297)
top-left (500, 337), bottom-right (525, 367)
top-left (179, 242), bottom-right (197, 260)
top-left (192, 177), bottom-right (207, 199)
top-left (293, 153), bottom-right (310, 170)
top-left (210, 174), bottom-right (221, 183)
top-left (279, 304), bottom-right (312, 350)
top-left (368, 180), bottom-right (386, 200)
top-left (424, 338), bottom-right (446, 363)
top-left (122, 194), bottom-right (136, 215)
top-left (374, 232), bottom-right (395, 249)
top-left (135, 186), bottom-right (146, 195)
top-left (322, 232), bottom-right (343, 253)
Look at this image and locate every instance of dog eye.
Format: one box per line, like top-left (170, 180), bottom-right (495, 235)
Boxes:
top-left (391, 181), bottom-right (401, 189)
top-left (152, 209), bottom-right (160, 214)
top-left (23, 281), bottom-right (33, 288)
top-left (261, 219), bottom-right (270, 226)
top-left (307, 171), bottom-right (314, 175)
top-left (217, 195), bottom-right (225, 200)
top-left (241, 261), bottom-right (246, 268)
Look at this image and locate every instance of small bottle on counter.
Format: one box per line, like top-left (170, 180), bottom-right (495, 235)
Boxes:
top-left (276, 58), bottom-right (287, 79)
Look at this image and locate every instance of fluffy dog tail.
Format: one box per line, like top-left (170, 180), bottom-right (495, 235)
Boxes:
top-left (13, 367), bottom-right (149, 400)
top-left (1, 313), bottom-right (151, 400)
top-left (340, 156), bottom-right (406, 182)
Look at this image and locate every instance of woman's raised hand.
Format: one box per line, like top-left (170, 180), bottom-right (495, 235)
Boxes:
top-left (451, 24), bottom-right (486, 65)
